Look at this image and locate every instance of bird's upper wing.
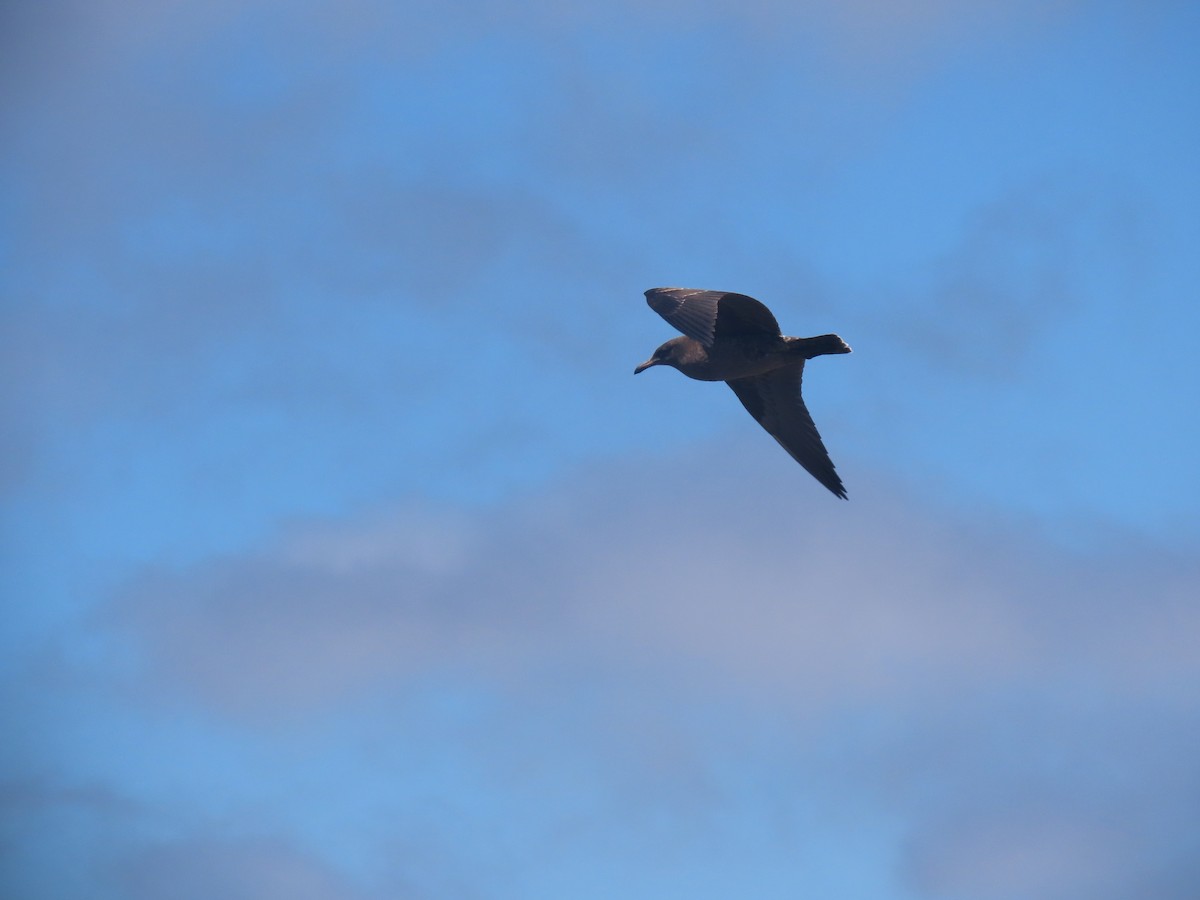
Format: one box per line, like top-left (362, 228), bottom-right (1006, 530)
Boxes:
top-left (725, 365), bottom-right (846, 499)
top-left (644, 288), bottom-right (781, 348)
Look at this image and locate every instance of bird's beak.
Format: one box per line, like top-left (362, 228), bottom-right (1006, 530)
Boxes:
top-left (634, 358), bottom-right (658, 374)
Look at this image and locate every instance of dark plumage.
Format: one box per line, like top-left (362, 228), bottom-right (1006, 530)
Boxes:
top-left (635, 287), bottom-right (851, 498)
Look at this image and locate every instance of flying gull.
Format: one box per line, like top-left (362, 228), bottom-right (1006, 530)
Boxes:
top-left (635, 287), bottom-right (851, 498)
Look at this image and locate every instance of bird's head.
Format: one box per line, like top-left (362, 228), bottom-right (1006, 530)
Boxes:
top-left (634, 337), bottom-right (688, 374)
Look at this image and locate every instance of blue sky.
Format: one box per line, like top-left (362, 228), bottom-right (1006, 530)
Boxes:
top-left (3, 1), bottom-right (1199, 897)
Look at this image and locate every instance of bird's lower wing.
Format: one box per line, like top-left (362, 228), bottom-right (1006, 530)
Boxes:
top-left (726, 366), bottom-right (847, 499)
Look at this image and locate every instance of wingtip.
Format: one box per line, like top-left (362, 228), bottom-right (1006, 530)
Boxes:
top-left (644, 287), bottom-right (691, 303)
top-left (643, 287), bottom-right (666, 305)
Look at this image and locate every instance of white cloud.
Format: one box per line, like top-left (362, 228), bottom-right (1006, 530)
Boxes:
top-left (83, 449), bottom-right (1198, 896)
top-left (115, 837), bottom-right (376, 900)
top-left (101, 448), bottom-right (1199, 718)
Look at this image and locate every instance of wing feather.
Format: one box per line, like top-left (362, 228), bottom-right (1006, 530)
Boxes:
top-left (645, 288), bottom-right (781, 347)
top-left (725, 365), bottom-right (846, 499)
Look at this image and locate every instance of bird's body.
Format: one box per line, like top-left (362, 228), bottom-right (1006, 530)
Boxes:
top-left (644, 334), bottom-right (844, 382)
top-left (635, 287), bottom-right (851, 498)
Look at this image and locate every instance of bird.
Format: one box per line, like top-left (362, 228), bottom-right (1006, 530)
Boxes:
top-left (634, 287), bottom-right (851, 498)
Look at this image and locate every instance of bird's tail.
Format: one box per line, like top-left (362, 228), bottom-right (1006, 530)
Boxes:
top-left (787, 334), bottom-right (852, 359)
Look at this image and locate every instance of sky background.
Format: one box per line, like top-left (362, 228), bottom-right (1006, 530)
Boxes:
top-left (3, 1), bottom-right (1199, 897)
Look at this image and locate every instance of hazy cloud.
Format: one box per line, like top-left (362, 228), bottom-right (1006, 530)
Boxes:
top-left (872, 173), bottom-right (1152, 378)
top-left (115, 837), bottom-right (375, 900)
top-left (90, 448), bottom-right (1200, 896)
top-left (105, 451), bottom-right (1198, 715)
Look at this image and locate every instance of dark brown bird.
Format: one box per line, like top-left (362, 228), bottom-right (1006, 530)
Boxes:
top-left (635, 287), bottom-right (851, 498)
